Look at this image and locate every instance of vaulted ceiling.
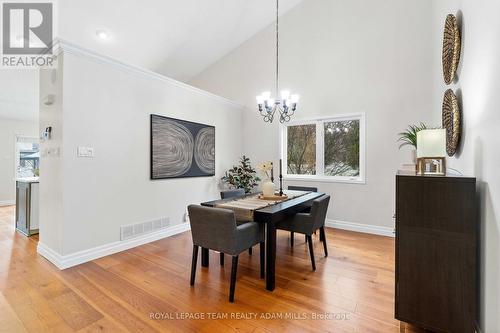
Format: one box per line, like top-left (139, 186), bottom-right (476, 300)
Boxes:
top-left (58, 0), bottom-right (303, 82)
top-left (0, 0), bottom-right (303, 121)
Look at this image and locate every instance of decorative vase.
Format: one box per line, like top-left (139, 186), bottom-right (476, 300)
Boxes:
top-left (262, 181), bottom-right (275, 197)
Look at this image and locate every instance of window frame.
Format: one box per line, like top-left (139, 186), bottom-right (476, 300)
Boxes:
top-left (280, 113), bottom-right (366, 184)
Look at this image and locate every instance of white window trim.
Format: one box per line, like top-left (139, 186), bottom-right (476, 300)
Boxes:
top-left (279, 113), bottom-right (366, 184)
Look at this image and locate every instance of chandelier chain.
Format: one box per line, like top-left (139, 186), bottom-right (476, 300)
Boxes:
top-left (255, 0), bottom-right (298, 123)
top-left (276, 0), bottom-right (279, 98)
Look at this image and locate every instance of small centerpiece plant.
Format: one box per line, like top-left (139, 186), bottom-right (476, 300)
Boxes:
top-left (256, 161), bottom-right (273, 180)
top-left (257, 161), bottom-right (275, 197)
top-left (221, 155), bottom-right (260, 194)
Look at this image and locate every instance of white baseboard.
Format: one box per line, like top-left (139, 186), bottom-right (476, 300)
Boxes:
top-left (37, 222), bottom-right (191, 270)
top-left (325, 219), bottom-right (395, 237)
top-left (0, 200), bottom-right (15, 207)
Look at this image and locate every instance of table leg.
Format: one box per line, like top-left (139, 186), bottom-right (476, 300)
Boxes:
top-left (266, 222), bottom-right (276, 291)
top-left (201, 248), bottom-right (209, 267)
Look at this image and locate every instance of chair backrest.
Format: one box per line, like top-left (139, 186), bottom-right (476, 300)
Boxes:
top-left (187, 205), bottom-right (237, 254)
top-left (288, 185), bottom-right (318, 192)
top-left (309, 195), bottom-right (331, 231)
top-left (220, 188), bottom-right (246, 199)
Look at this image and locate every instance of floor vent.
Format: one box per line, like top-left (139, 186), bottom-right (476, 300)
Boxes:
top-left (120, 217), bottom-right (170, 241)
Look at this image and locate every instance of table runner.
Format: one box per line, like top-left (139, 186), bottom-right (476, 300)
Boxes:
top-left (215, 190), bottom-right (308, 222)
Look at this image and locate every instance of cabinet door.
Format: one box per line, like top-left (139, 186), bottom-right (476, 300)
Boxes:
top-left (30, 183), bottom-right (39, 230)
top-left (397, 228), bottom-right (475, 333)
top-left (395, 176), bottom-right (477, 333)
top-left (16, 182), bottom-right (29, 234)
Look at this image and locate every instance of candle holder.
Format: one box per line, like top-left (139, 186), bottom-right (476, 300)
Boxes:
top-left (279, 159), bottom-right (283, 196)
top-left (271, 162), bottom-right (274, 183)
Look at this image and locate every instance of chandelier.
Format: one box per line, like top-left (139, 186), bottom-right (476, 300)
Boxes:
top-left (256, 0), bottom-right (299, 123)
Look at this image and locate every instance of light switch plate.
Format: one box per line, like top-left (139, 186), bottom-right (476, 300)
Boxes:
top-left (77, 146), bottom-right (94, 158)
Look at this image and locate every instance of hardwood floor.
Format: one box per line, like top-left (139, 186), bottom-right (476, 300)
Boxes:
top-left (0, 205), bottom-right (429, 332)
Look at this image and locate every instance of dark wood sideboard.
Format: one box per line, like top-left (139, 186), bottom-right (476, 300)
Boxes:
top-left (395, 174), bottom-right (478, 333)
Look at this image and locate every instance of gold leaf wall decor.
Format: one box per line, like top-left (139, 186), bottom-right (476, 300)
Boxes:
top-left (442, 89), bottom-right (461, 156)
top-left (442, 14), bottom-right (461, 85)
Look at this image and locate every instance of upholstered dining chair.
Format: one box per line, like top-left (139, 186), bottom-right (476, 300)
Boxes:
top-left (220, 188), bottom-right (245, 199)
top-left (276, 195), bottom-right (330, 271)
top-left (220, 189), bottom-right (254, 257)
top-left (287, 186), bottom-right (321, 246)
top-left (188, 205), bottom-right (265, 302)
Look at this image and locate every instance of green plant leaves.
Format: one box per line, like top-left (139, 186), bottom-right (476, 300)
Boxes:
top-left (397, 123), bottom-right (428, 149)
top-left (221, 155), bottom-right (261, 193)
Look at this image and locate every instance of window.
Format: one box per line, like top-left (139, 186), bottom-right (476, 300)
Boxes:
top-left (281, 114), bottom-right (365, 183)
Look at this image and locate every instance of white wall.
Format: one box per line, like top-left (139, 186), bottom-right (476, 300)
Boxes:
top-left (191, 0), bottom-right (436, 232)
top-left (39, 57), bottom-right (65, 254)
top-left (192, 0), bottom-right (499, 330)
top-left (431, 1), bottom-right (500, 331)
top-left (38, 43), bottom-right (244, 257)
top-left (0, 118), bottom-right (38, 205)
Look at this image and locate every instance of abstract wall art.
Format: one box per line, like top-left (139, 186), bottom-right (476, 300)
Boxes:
top-left (442, 14), bottom-right (461, 85)
top-left (150, 114), bottom-right (215, 179)
top-left (442, 89), bottom-right (461, 157)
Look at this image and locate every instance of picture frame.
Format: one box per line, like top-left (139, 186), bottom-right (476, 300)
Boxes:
top-left (150, 114), bottom-right (215, 179)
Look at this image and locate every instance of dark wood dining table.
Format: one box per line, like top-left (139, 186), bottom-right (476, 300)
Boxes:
top-left (201, 191), bottom-right (324, 291)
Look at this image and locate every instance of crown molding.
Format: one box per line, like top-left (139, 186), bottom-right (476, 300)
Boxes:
top-left (52, 39), bottom-right (245, 110)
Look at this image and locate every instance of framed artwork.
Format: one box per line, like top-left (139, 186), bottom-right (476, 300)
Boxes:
top-left (150, 114), bottom-right (215, 179)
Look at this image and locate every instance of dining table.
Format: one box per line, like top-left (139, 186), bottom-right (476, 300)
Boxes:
top-left (200, 190), bottom-right (324, 291)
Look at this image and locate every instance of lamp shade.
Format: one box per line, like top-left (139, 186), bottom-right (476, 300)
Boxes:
top-left (417, 129), bottom-right (446, 158)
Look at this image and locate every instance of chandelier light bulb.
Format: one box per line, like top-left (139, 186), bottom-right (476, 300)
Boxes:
top-left (256, 95), bottom-right (264, 104)
top-left (262, 91), bottom-right (271, 100)
top-left (291, 94), bottom-right (300, 103)
top-left (281, 90), bottom-right (290, 100)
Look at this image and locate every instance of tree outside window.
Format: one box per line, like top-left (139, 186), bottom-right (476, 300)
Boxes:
top-left (324, 120), bottom-right (360, 177)
top-left (287, 124), bottom-right (316, 175)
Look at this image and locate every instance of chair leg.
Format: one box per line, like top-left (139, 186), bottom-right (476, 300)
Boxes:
top-left (248, 247), bottom-right (252, 255)
top-left (320, 227), bottom-right (328, 257)
top-left (290, 232), bottom-right (294, 247)
top-left (229, 255), bottom-right (239, 302)
top-left (190, 245), bottom-right (199, 285)
top-left (220, 252), bottom-right (224, 266)
top-left (259, 242), bottom-right (265, 279)
top-left (201, 247), bottom-right (209, 267)
top-left (305, 234), bottom-right (308, 243)
top-left (319, 228), bottom-right (325, 242)
top-left (306, 235), bottom-right (316, 271)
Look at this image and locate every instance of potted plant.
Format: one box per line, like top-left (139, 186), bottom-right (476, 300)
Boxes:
top-left (221, 155), bottom-right (261, 194)
top-left (397, 123), bottom-right (428, 150)
top-left (397, 123), bottom-right (428, 166)
top-left (257, 161), bottom-right (275, 197)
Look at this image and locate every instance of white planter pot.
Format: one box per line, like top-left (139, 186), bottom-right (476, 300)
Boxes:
top-left (262, 181), bottom-right (275, 197)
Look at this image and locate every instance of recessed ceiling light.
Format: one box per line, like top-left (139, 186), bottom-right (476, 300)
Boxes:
top-left (95, 30), bottom-right (109, 40)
